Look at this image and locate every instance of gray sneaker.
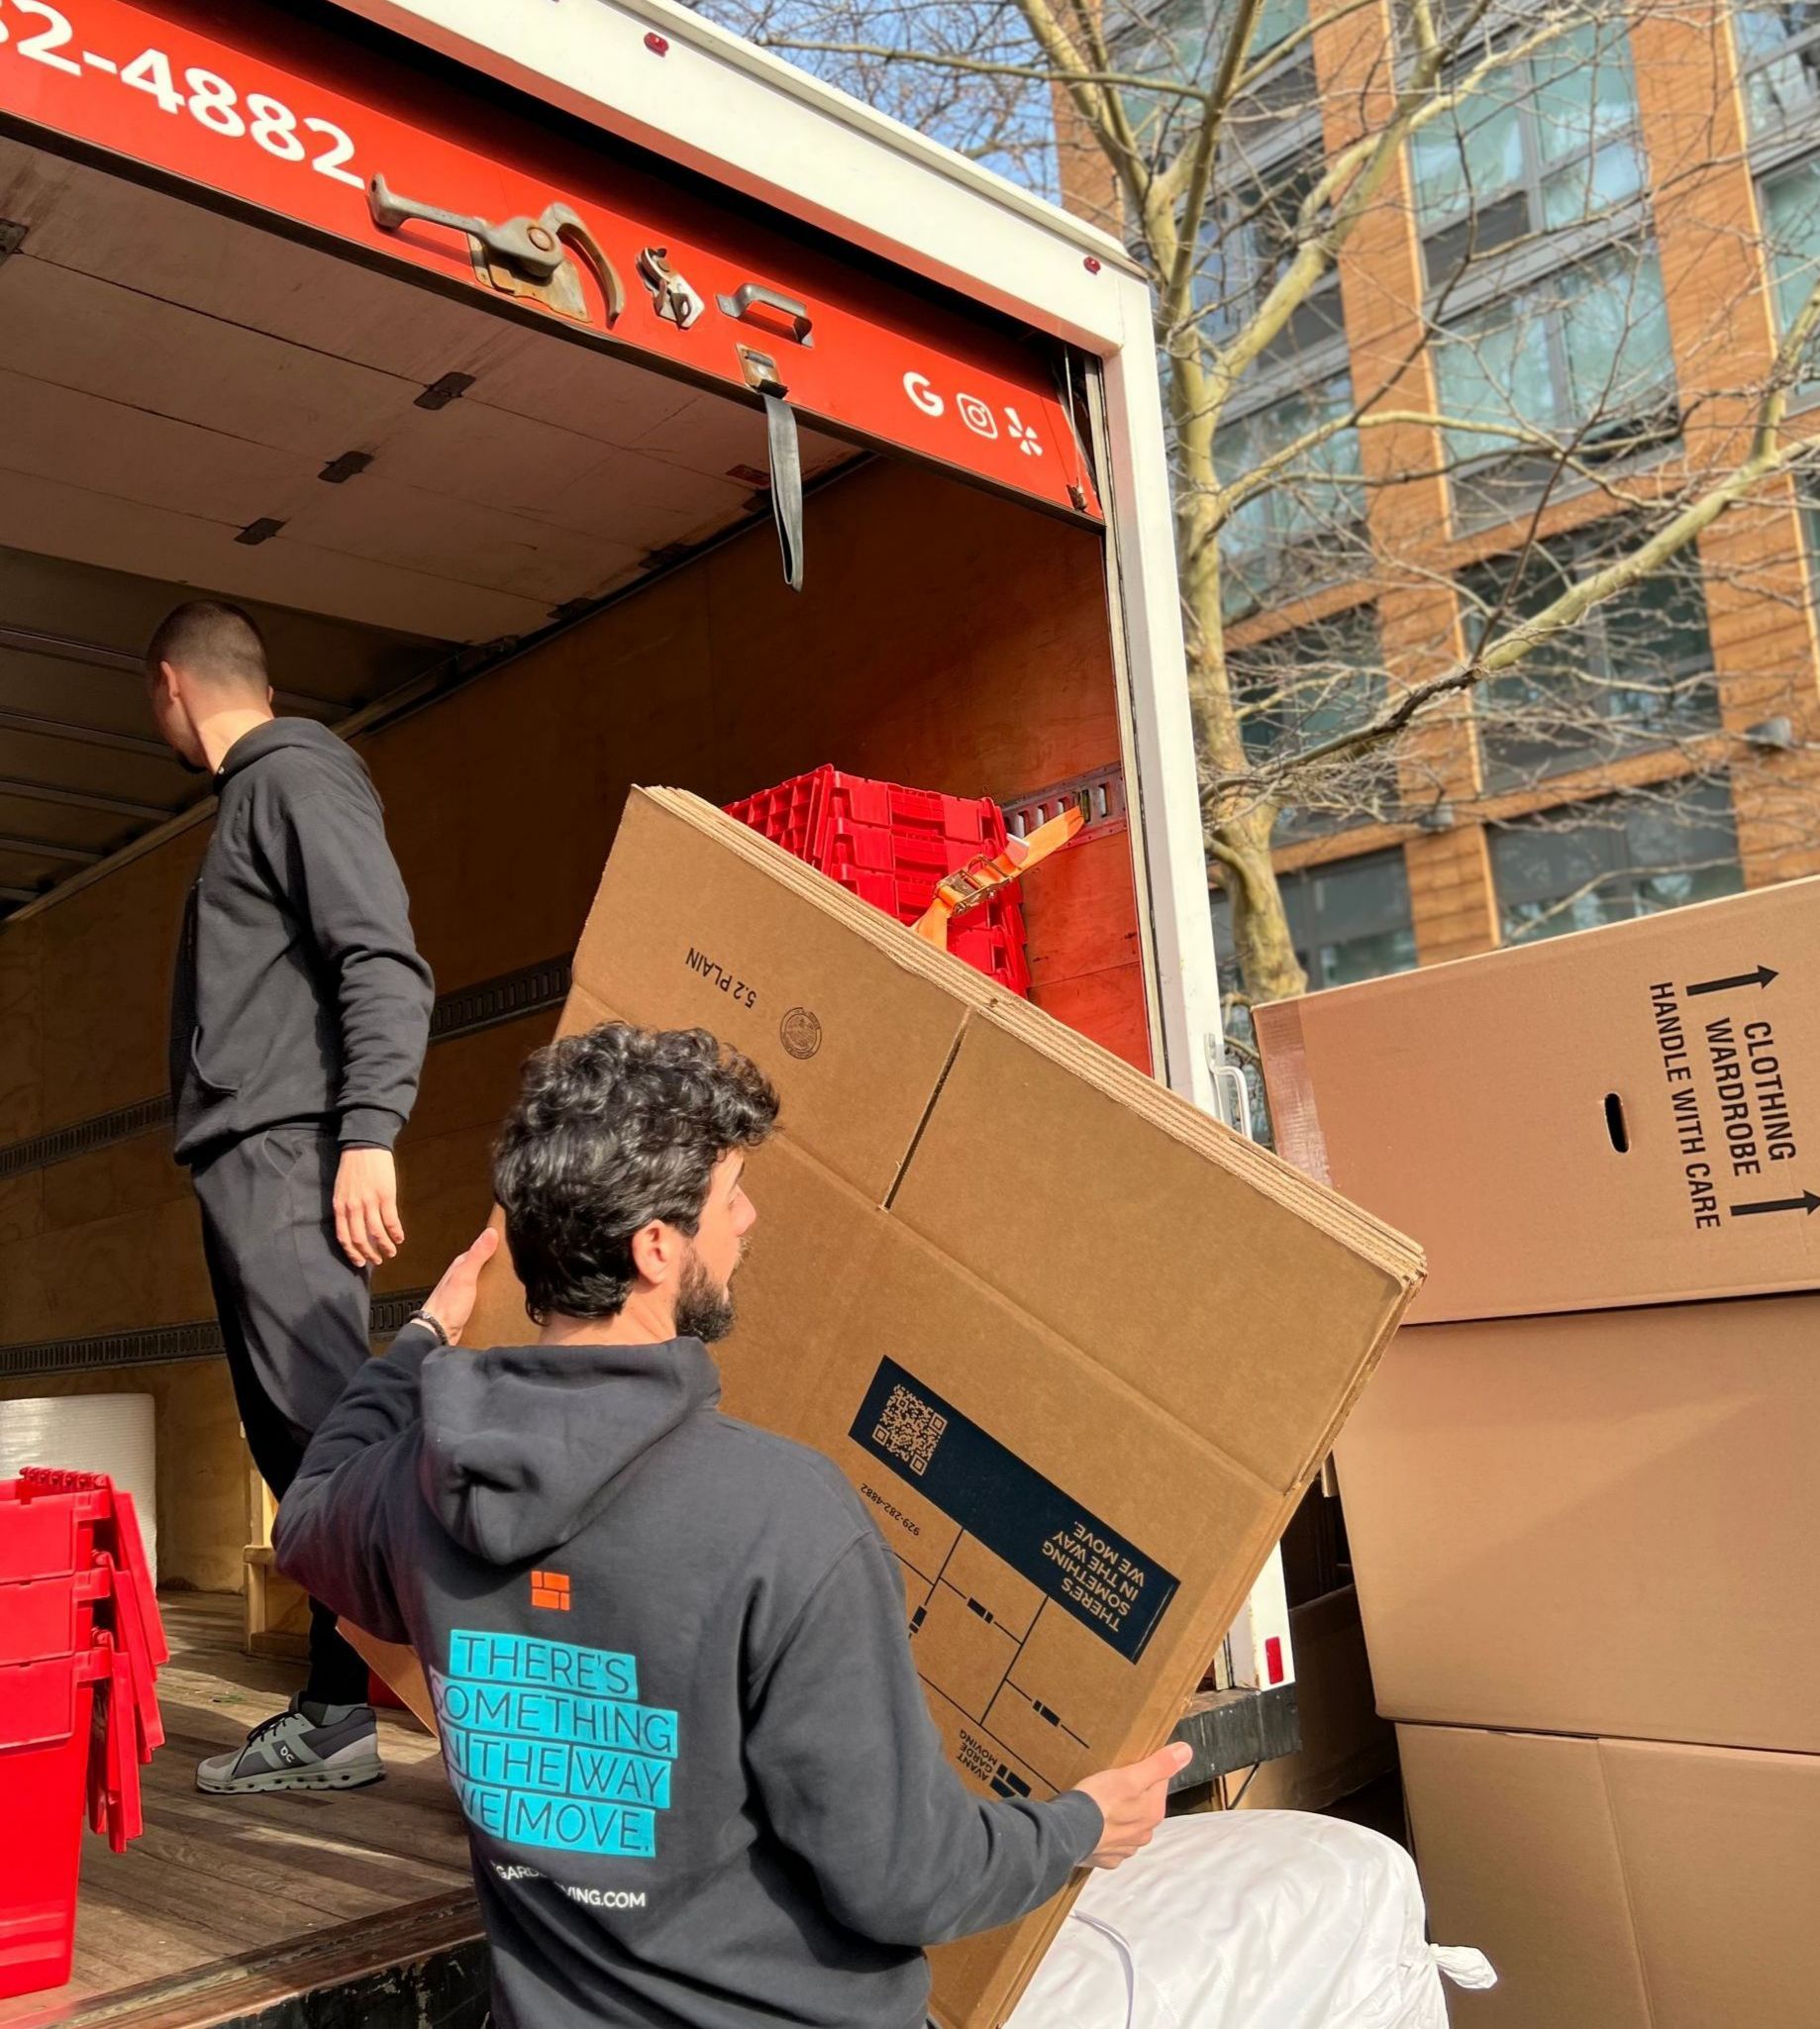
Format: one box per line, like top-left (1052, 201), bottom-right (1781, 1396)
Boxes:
top-left (196, 1697), bottom-right (383, 1794)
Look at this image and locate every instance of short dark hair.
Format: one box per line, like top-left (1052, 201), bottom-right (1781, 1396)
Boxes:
top-left (493, 1023), bottom-right (779, 1325)
top-left (146, 600), bottom-right (267, 689)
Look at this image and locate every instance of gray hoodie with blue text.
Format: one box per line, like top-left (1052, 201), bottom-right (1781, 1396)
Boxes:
top-left (273, 1327), bottom-right (1102, 2029)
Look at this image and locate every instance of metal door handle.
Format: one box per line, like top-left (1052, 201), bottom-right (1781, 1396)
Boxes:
top-left (717, 282), bottom-right (815, 347)
top-left (367, 176), bottom-right (624, 322)
top-left (368, 174), bottom-right (565, 280)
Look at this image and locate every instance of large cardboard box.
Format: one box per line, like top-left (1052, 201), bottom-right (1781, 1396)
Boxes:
top-left (466, 788), bottom-right (1425, 2028)
top-left (1336, 1295), bottom-right (1820, 1752)
top-left (1254, 879), bottom-right (1820, 1324)
top-left (1399, 1722), bottom-right (1820, 2029)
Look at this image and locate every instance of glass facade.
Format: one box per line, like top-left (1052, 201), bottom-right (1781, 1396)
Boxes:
top-left (1430, 244), bottom-right (1676, 468)
top-left (1490, 780), bottom-right (1746, 942)
top-left (1229, 606), bottom-right (1393, 837)
top-left (1735, 2), bottom-right (1820, 138)
top-left (1758, 153), bottom-right (1820, 380)
top-left (1461, 533), bottom-right (1719, 787)
top-left (1216, 375), bottom-right (1365, 612)
top-left (1412, 20), bottom-right (1647, 272)
top-left (1212, 848), bottom-right (1419, 992)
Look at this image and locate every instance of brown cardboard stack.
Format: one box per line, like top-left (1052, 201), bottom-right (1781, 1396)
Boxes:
top-left (463, 788), bottom-right (1425, 2029)
top-left (1255, 878), bottom-right (1820, 2028)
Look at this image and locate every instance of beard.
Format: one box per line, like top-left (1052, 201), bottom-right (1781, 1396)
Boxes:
top-left (675, 1248), bottom-right (737, 1345)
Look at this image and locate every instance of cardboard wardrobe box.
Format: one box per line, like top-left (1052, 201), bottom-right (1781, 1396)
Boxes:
top-left (1253, 877), bottom-right (1820, 1325)
top-left (1335, 1294), bottom-right (1820, 1752)
top-left (453, 787), bottom-right (1424, 2029)
top-left (1398, 1721), bottom-right (1820, 2029)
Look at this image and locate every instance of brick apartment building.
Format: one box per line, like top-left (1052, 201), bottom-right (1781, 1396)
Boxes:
top-left (1061, 0), bottom-right (1820, 995)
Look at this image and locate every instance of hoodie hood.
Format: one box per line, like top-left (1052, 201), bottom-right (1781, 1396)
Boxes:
top-left (417, 1338), bottom-right (721, 1565)
top-left (217, 716), bottom-right (371, 788)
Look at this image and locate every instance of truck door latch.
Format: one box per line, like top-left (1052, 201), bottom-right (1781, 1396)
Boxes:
top-left (366, 174), bottom-right (625, 326)
top-left (637, 247), bottom-right (704, 329)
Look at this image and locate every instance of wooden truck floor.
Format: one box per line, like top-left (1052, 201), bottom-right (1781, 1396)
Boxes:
top-left (0, 1597), bottom-right (488, 2029)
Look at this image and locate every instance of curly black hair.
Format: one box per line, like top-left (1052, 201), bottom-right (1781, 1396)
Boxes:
top-left (492, 1023), bottom-right (779, 1325)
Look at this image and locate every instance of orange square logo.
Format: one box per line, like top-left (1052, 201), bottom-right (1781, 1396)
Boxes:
top-left (530, 1570), bottom-right (571, 1612)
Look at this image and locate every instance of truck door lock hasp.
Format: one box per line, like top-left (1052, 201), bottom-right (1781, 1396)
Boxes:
top-left (365, 174), bottom-right (625, 325)
top-left (637, 247), bottom-right (704, 329)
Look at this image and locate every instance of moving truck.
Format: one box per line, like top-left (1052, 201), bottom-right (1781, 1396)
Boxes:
top-left (0, 0), bottom-right (1294, 2016)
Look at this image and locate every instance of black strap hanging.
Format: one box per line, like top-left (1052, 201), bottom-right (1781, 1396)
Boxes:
top-left (763, 391), bottom-right (805, 593)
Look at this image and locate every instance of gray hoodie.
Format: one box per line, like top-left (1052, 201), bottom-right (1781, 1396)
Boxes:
top-left (274, 1327), bottom-right (1103, 2029)
top-left (169, 719), bottom-right (433, 1164)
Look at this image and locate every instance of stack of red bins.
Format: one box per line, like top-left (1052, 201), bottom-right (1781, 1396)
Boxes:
top-left (725, 766), bottom-right (1032, 996)
top-left (0, 1470), bottom-right (167, 2000)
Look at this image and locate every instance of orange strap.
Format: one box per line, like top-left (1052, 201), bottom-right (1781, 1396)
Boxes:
top-left (912, 806), bottom-right (1085, 949)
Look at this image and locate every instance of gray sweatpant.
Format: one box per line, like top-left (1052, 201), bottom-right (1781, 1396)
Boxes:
top-left (193, 1124), bottom-right (373, 1707)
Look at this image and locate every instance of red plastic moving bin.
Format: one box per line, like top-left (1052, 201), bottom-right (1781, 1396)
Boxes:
top-left (1, 1471), bottom-right (166, 2001)
top-left (725, 766), bottom-right (1032, 996)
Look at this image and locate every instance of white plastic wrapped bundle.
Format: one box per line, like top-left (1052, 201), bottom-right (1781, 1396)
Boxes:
top-left (0, 1393), bottom-right (158, 1587)
top-left (1009, 1811), bottom-right (1495, 2029)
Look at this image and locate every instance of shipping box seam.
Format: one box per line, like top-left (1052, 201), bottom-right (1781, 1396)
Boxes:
top-left (1592, 1737), bottom-right (1661, 2029)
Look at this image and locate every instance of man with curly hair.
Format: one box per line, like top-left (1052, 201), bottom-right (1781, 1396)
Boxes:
top-left (275, 1020), bottom-right (1187, 2029)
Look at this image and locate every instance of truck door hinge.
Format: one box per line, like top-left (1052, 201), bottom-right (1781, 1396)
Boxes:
top-left (366, 175), bottom-right (625, 327)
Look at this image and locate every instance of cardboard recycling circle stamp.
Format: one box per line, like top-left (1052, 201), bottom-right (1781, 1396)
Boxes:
top-left (779, 1007), bottom-right (824, 1061)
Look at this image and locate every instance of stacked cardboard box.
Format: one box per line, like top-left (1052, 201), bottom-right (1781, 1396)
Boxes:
top-left (460, 788), bottom-right (1426, 2029)
top-left (1256, 878), bottom-right (1820, 2028)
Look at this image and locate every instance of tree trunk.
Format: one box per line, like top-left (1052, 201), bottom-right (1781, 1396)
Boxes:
top-left (1217, 802), bottom-right (1309, 1004)
top-left (1165, 348), bottom-right (1311, 1008)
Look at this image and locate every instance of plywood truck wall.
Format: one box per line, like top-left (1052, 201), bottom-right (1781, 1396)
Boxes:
top-left (0, 458), bottom-right (1143, 1588)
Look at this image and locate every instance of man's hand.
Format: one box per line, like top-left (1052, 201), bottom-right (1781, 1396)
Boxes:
top-left (1070, 1741), bottom-right (1192, 1871)
top-left (419, 1228), bottom-right (501, 1346)
top-left (334, 1147), bottom-right (404, 1268)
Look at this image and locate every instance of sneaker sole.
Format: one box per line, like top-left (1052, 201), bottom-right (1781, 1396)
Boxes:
top-left (196, 1760), bottom-right (385, 1795)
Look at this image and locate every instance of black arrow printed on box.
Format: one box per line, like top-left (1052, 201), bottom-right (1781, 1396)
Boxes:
top-left (1686, 965), bottom-right (1778, 994)
top-left (1730, 1190), bottom-right (1820, 1217)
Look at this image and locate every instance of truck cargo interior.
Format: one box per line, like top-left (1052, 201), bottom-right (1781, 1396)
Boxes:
top-left (0, 123), bottom-right (1156, 2017)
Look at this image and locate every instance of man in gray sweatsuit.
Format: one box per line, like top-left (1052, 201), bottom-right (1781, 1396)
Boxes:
top-left (148, 600), bottom-right (434, 1794)
top-left (274, 1022), bottom-right (1188, 2029)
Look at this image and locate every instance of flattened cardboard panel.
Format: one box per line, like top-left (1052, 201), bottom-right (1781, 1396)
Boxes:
top-left (1403, 1725), bottom-right (1820, 2029)
top-left (893, 1012), bottom-right (1410, 1490)
top-left (714, 1135), bottom-right (899, 1445)
top-left (1257, 878), bottom-right (1820, 1322)
top-left (1339, 1297), bottom-right (1820, 1750)
top-left (1398, 1725), bottom-right (1652, 2029)
top-left (570, 792), bottom-right (969, 1202)
top-left (1602, 1739), bottom-right (1820, 2029)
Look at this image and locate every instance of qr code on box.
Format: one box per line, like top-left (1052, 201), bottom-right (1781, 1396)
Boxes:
top-left (873, 1385), bottom-right (948, 1477)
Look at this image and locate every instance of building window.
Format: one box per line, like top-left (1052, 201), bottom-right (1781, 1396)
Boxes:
top-left (1212, 847), bottom-right (1418, 994)
top-left (1217, 373), bottom-right (1366, 616)
top-left (1489, 779), bottom-right (1745, 943)
top-left (1198, 139), bottom-right (1347, 360)
top-left (1228, 606), bottom-right (1398, 838)
top-left (1410, 19), bottom-right (1648, 280)
top-left (1758, 153), bottom-right (1820, 383)
top-left (1735, 2), bottom-right (1820, 142)
top-left (1461, 528), bottom-right (1719, 789)
top-left (1430, 241), bottom-right (1678, 517)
